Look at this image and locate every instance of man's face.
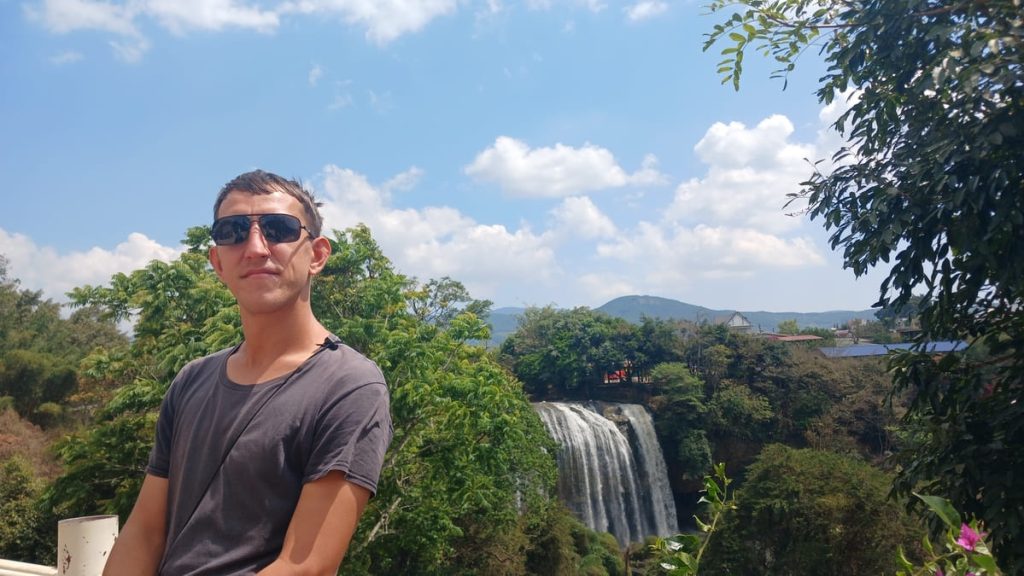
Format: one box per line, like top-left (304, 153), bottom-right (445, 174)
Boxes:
top-left (209, 190), bottom-right (327, 316)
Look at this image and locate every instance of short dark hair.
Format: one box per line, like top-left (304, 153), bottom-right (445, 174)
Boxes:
top-left (214, 170), bottom-right (324, 238)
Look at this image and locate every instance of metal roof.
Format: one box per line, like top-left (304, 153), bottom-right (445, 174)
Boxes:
top-left (818, 341), bottom-right (967, 358)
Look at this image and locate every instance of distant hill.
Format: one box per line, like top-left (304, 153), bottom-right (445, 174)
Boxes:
top-left (598, 295), bottom-right (877, 332)
top-left (482, 296), bottom-right (878, 346)
top-left (597, 295), bottom-right (718, 323)
top-left (483, 307), bottom-right (525, 346)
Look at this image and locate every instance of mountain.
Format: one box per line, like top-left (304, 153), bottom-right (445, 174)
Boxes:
top-left (482, 296), bottom-right (879, 346)
top-left (596, 295), bottom-right (719, 323)
top-left (597, 295), bottom-right (877, 332)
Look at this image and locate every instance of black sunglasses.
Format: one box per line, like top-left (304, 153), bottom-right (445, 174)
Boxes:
top-left (211, 213), bottom-right (313, 246)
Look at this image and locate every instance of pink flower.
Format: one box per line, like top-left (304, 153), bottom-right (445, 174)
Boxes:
top-left (957, 523), bottom-right (985, 551)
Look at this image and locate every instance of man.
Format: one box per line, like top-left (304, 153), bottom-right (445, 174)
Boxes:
top-left (104, 170), bottom-right (393, 575)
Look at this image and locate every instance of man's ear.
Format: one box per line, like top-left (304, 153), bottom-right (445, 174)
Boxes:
top-left (309, 236), bottom-right (331, 275)
top-left (209, 246), bottom-right (224, 278)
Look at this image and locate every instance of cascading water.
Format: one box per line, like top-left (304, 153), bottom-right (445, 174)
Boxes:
top-left (534, 401), bottom-right (678, 546)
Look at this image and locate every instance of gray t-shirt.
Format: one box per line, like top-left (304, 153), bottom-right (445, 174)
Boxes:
top-left (146, 339), bottom-right (392, 575)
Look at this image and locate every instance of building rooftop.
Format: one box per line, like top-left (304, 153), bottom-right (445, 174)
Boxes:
top-left (818, 341), bottom-right (966, 358)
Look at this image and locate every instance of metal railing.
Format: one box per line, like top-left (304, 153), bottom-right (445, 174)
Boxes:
top-left (0, 559), bottom-right (57, 576)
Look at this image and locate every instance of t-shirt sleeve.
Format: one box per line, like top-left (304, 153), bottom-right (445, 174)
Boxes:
top-left (304, 380), bottom-right (393, 495)
top-left (146, 386), bottom-right (176, 478)
top-left (146, 363), bottom-right (194, 478)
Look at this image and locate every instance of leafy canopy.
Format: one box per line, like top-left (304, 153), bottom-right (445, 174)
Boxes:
top-left (705, 0), bottom-right (1024, 568)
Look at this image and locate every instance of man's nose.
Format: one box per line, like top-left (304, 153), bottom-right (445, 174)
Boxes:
top-left (242, 220), bottom-right (271, 256)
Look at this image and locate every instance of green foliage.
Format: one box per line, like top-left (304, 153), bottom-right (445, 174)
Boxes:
top-left (649, 363), bottom-right (712, 481)
top-left (0, 349), bottom-right (76, 421)
top-left (703, 445), bottom-right (922, 575)
top-left (797, 325), bottom-right (836, 345)
top-left (408, 276), bottom-right (493, 328)
top-left (706, 382), bottom-right (772, 441)
top-left (705, 0), bottom-right (1024, 567)
top-left (897, 494), bottom-right (1004, 576)
top-left (776, 319), bottom-right (799, 335)
top-left (0, 259), bottom-right (126, 426)
top-left (573, 529), bottom-right (625, 576)
top-left (649, 463), bottom-right (736, 576)
top-left (875, 294), bottom-right (924, 329)
top-left (499, 306), bottom-right (637, 399)
top-left (524, 504), bottom-right (583, 576)
top-left (848, 318), bottom-right (897, 344)
top-left (0, 456), bottom-right (54, 564)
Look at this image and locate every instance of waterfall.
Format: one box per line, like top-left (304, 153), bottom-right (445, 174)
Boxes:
top-left (534, 401), bottom-right (678, 546)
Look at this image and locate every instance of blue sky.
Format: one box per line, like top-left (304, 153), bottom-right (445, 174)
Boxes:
top-left (1, 0), bottom-right (887, 313)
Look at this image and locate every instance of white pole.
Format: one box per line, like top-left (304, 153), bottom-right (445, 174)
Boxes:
top-left (55, 516), bottom-right (118, 576)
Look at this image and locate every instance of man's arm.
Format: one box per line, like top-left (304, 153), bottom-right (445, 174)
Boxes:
top-left (103, 474), bottom-right (168, 576)
top-left (257, 471), bottom-right (371, 576)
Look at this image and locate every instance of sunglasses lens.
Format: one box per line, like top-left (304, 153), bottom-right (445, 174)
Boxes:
top-left (211, 215), bottom-right (251, 246)
top-left (259, 214), bottom-right (302, 243)
top-left (211, 214), bottom-right (305, 245)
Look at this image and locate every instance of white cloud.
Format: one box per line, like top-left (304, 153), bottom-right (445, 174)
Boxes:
top-left (109, 37), bottom-right (151, 62)
top-left (27, 0), bottom-right (458, 60)
top-left (328, 81), bottom-right (354, 109)
top-left (315, 165), bottom-right (562, 300)
top-left (549, 196), bottom-right (616, 240)
top-left (525, 0), bottom-right (605, 12)
top-left (29, 0), bottom-right (140, 36)
top-left (0, 228), bottom-right (181, 302)
top-left (32, 0), bottom-right (277, 34)
top-left (28, 0), bottom-right (150, 60)
top-left (625, 1), bottom-right (667, 22)
top-left (665, 114), bottom-right (816, 234)
top-left (367, 89), bottom-right (394, 114)
top-left (595, 222), bottom-right (825, 284)
top-left (49, 50), bottom-right (84, 65)
top-left (144, 0), bottom-right (278, 34)
top-left (381, 167), bottom-right (424, 195)
top-left (464, 136), bottom-right (667, 198)
top-left (815, 89), bottom-right (861, 170)
top-left (308, 64), bottom-right (323, 87)
top-left (276, 0), bottom-right (459, 45)
top-left (575, 110), bottom-right (844, 307)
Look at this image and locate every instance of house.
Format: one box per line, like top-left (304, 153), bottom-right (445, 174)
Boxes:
top-left (718, 312), bottom-right (753, 333)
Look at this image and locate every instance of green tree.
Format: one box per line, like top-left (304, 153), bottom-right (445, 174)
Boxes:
top-left (407, 276), bottom-right (493, 329)
top-left (703, 445), bottom-right (922, 575)
top-left (875, 294), bottom-right (924, 329)
top-left (499, 306), bottom-right (635, 399)
top-left (797, 325), bottom-right (836, 345)
top-left (649, 363), bottom-right (712, 483)
top-left (705, 0), bottom-right (1024, 566)
top-left (0, 456), bottom-right (54, 563)
top-left (0, 254), bottom-right (128, 426)
top-left (0, 349), bottom-right (76, 420)
top-left (632, 317), bottom-right (685, 376)
top-left (776, 319), bottom-right (799, 335)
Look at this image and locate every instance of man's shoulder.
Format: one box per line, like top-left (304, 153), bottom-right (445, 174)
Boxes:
top-left (315, 341), bottom-right (386, 386)
top-left (179, 345), bottom-right (235, 373)
top-left (169, 346), bottom-right (234, 391)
